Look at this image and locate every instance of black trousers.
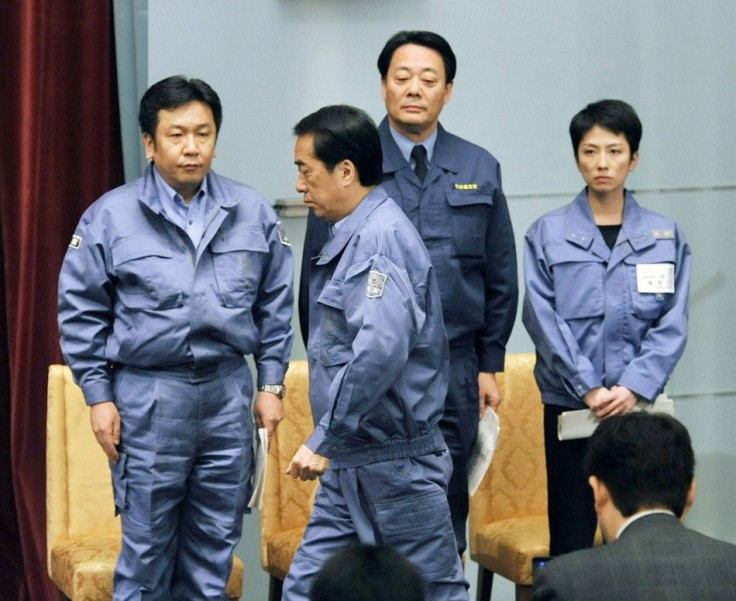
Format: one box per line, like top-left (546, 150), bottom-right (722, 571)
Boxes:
top-left (440, 346), bottom-right (480, 556)
top-left (544, 404), bottom-right (598, 556)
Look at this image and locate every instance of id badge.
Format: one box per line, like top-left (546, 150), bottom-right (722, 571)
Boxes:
top-left (636, 263), bottom-right (674, 294)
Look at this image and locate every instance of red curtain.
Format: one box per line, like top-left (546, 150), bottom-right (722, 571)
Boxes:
top-left (0, 1), bottom-right (124, 599)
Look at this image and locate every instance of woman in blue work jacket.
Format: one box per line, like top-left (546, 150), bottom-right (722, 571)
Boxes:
top-left (522, 99), bottom-right (691, 556)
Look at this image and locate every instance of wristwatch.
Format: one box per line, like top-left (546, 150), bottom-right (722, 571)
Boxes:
top-left (258, 384), bottom-right (285, 399)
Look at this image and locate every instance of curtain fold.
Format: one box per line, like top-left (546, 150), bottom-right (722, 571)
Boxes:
top-left (0, 206), bottom-right (26, 600)
top-left (0, 1), bottom-right (124, 599)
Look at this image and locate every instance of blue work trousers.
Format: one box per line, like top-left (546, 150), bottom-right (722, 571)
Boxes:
top-left (440, 346), bottom-right (480, 555)
top-left (110, 360), bottom-right (253, 600)
top-left (282, 450), bottom-right (469, 601)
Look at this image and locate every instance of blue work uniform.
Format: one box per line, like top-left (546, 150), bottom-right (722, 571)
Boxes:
top-left (299, 119), bottom-right (518, 553)
top-left (58, 164), bottom-right (293, 600)
top-left (283, 187), bottom-right (469, 601)
top-left (522, 188), bottom-right (691, 554)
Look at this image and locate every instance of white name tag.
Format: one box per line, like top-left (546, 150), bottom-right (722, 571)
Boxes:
top-left (636, 263), bottom-right (675, 294)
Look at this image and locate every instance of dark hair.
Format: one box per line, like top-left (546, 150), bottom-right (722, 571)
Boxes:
top-left (584, 413), bottom-right (695, 518)
top-left (138, 75), bottom-right (222, 139)
top-left (377, 31), bottom-right (456, 84)
top-left (293, 105), bottom-right (382, 186)
top-left (569, 99), bottom-right (642, 156)
top-left (310, 543), bottom-right (425, 601)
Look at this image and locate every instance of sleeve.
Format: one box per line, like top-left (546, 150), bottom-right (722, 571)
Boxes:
top-left (521, 221), bottom-right (602, 399)
top-left (306, 252), bottom-right (426, 456)
top-left (253, 211), bottom-right (295, 387)
top-left (57, 211), bottom-right (115, 405)
top-left (617, 225), bottom-right (692, 400)
top-left (476, 164), bottom-right (519, 373)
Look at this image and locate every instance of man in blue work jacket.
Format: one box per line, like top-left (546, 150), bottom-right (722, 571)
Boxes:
top-left (523, 99), bottom-right (691, 556)
top-left (58, 76), bottom-right (293, 600)
top-left (282, 105), bottom-right (469, 601)
top-left (299, 31), bottom-right (518, 556)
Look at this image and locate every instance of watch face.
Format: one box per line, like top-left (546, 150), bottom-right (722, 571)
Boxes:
top-left (260, 385), bottom-right (285, 399)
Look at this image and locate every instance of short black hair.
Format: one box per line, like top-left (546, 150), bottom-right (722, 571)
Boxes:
top-left (584, 413), bottom-right (695, 518)
top-left (293, 105), bottom-right (383, 187)
top-left (138, 75), bottom-right (222, 139)
top-left (569, 99), bottom-right (642, 157)
top-left (377, 31), bottom-right (456, 84)
top-left (310, 543), bottom-right (425, 601)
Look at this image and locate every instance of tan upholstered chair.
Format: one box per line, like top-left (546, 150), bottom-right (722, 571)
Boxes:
top-left (46, 364), bottom-right (244, 600)
top-left (469, 353), bottom-right (601, 601)
top-left (260, 360), bottom-right (318, 601)
top-left (469, 352), bottom-right (546, 601)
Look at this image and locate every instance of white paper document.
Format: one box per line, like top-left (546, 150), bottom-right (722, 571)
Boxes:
top-left (468, 408), bottom-right (501, 496)
top-left (248, 427), bottom-right (269, 509)
top-left (557, 394), bottom-right (674, 441)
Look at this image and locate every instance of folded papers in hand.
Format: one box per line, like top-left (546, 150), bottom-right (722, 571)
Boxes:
top-left (468, 408), bottom-right (500, 496)
top-left (557, 394), bottom-right (673, 441)
top-left (248, 427), bottom-right (269, 509)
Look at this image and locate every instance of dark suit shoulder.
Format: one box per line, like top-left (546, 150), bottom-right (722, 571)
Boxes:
top-left (533, 515), bottom-right (736, 601)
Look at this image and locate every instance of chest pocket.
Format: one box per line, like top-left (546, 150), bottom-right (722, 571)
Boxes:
top-left (546, 243), bottom-right (605, 320)
top-left (111, 235), bottom-right (182, 310)
top-left (623, 240), bottom-right (676, 320)
top-left (210, 227), bottom-right (269, 308)
top-left (316, 280), bottom-right (353, 367)
top-left (446, 191), bottom-right (493, 258)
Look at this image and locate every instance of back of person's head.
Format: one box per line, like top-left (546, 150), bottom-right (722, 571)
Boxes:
top-left (293, 104), bottom-right (383, 187)
top-left (139, 75), bottom-right (222, 139)
top-left (309, 543), bottom-right (425, 601)
top-left (377, 30), bottom-right (457, 84)
top-left (569, 99), bottom-right (642, 157)
top-left (584, 413), bottom-right (695, 518)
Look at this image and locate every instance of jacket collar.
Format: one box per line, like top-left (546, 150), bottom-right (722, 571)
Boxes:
top-left (565, 188), bottom-right (655, 256)
top-left (316, 186), bottom-right (388, 265)
top-left (617, 511), bottom-right (679, 540)
top-left (379, 118), bottom-right (462, 176)
top-left (137, 163), bottom-right (240, 213)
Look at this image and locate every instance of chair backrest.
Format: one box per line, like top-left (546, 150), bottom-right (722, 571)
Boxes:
top-left (469, 353), bottom-right (547, 528)
top-left (46, 365), bottom-right (121, 569)
top-left (260, 360), bottom-right (318, 568)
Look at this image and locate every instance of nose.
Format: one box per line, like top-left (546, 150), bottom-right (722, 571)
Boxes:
top-left (597, 152), bottom-right (609, 169)
top-left (295, 172), bottom-right (307, 194)
top-left (407, 76), bottom-right (421, 95)
top-left (183, 133), bottom-right (198, 154)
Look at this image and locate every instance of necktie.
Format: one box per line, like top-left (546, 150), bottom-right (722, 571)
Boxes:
top-left (411, 145), bottom-right (428, 183)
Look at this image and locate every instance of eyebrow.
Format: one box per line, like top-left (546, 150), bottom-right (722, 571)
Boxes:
top-left (395, 65), bottom-right (440, 75)
top-left (166, 123), bottom-right (213, 131)
top-left (581, 141), bottom-right (625, 148)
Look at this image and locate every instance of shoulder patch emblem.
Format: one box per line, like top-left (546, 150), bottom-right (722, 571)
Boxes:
top-left (69, 235), bottom-right (83, 249)
top-left (652, 229), bottom-right (674, 240)
top-left (277, 221), bottom-right (291, 246)
top-left (366, 270), bottom-right (388, 298)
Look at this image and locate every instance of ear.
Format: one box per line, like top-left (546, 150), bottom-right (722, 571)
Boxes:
top-left (574, 148), bottom-right (583, 171)
top-left (682, 479), bottom-right (696, 519)
top-left (588, 475), bottom-right (610, 513)
top-left (589, 475), bottom-right (619, 542)
top-left (443, 81), bottom-right (454, 106)
top-left (338, 159), bottom-right (356, 187)
top-left (628, 150), bottom-right (640, 173)
top-left (143, 133), bottom-right (155, 160)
